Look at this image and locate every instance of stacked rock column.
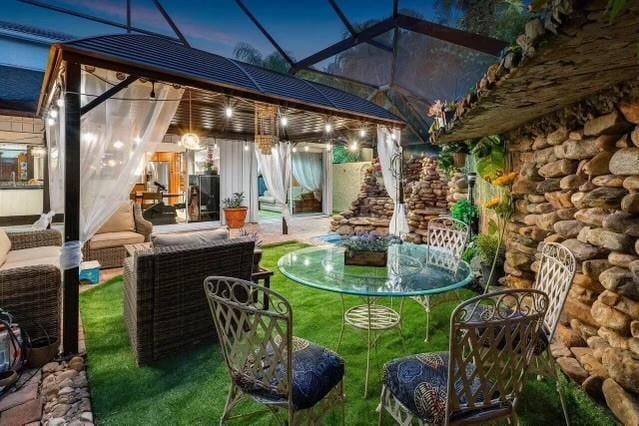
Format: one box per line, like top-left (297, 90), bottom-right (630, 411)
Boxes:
top-left (505, 100), bottom-right (639, 423)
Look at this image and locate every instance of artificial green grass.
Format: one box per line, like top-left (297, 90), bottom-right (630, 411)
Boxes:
top-left (80, 243), bottom-right (614, 425)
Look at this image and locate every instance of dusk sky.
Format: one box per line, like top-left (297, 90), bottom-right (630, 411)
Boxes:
top-left (3, 0), bottom-right (448, 61)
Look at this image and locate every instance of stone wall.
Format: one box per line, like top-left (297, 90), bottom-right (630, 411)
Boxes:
top-left (331, 157), bottom-right (449, 239)
top-left (404, 157), bottom-right (449, 244)
top-left (505, 80), bottom-right (639, 424)
top-left (447, 172), bottom-right (468, 208)
top-left (330, 159), bottom-right (393, 236)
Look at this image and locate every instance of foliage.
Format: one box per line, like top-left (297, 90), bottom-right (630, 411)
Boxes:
top-left (475, 233), bottom-right (505, 265)
top-left (233, 42), bottom-right (292, 73)
top-left (607, 0), bottom-right (628, 21)
top-left (222, 192), bottom-right (245, 209)
top-left (332, 145), bottom-right (360, 164)
top-left (472, 135), bottom-right (506, 182)
top-left (238, 228), bottom-right (262, 247)
top-left (450, 199), bottom-right (479, 226)
top-left (341, 231), bottom-right (399, 252)
top-left (438, 141), bottom-right (471, 176)
top-left (462, 237), bottom-right (478, 263)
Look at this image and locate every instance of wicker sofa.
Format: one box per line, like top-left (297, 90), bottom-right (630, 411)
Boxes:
top-left (123, 235), bottom-right (255, 365)
top-left (84, 201), bottom-right (152, 269)
top-left (0, 229), bottom-right (62, 342)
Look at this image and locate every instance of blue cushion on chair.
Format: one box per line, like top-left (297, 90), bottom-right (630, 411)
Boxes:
top-left (383, 352), bottom-right (492, 424)
top-left (236, 337), bottom-right (344, 410)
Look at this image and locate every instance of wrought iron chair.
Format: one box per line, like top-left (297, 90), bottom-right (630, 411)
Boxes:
top-left (531, 242), bottom-right (576, 425)
top-left (379, 289), bottom-right (549, 425)
top-left (204, 276), bottom-right (345, 425)
top-left (409, 216), bottom-right (470, 342)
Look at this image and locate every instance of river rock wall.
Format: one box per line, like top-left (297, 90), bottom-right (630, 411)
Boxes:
top-left (505, 80), bottom-right (639, 423)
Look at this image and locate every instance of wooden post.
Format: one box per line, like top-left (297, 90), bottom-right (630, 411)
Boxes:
top-left (62, 60), bottom-right (81, 355)
top-left (282, 216), bottom-right (288, 235)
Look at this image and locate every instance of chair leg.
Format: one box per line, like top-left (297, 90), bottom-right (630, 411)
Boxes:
top-left (220, 383), bottom-right (242, 425)
top-left (378, 386), bottom-right (386, 426)
top-left (554, 366), bottom-right (571, 426)
top-left (336, 295), bottom-right (346, 352)
top-left (423, 297), bottom-right (431, 343)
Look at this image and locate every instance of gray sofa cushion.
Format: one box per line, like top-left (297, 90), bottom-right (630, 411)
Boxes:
top-left (151, 228), bottom-right (229, 247)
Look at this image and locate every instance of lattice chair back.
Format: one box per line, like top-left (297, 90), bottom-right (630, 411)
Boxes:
top-left (426, 216), bottom-right (469, 273)
top-left (204, 276), bottom-right (293, 404)
top-left (533, 242), bottom-right (576, 341)
top-left (446, 289), bottom-right (549, 423)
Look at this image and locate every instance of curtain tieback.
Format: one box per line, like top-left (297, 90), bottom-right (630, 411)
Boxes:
top-left (60, 240), bottom-right (83, 270)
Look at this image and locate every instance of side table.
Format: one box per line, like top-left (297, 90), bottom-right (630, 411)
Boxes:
top-left (251, 267), bottom-right (274, 309)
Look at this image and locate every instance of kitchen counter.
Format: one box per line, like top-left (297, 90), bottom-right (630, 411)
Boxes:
top-left (0, 188), bottom-right (43, 216)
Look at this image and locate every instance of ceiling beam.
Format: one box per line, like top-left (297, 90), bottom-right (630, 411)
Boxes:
top-left (234, 0), bottom-right (295, 67)
top-left (152, 0), bottom-right (190, 46)
top-left (291, 17), bottom-right (396, 73)
top-left (80, 75), bottom-right (139, 116)
top-left (327, 0), bottom-right (392, 53)
top-left (18, 0), bottom-right (182, 44)
top-left (395, 14), bottom-right (507, 57)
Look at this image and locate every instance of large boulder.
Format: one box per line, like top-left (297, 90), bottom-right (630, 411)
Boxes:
top-left (560, 174), bottom-right (586, 190)
top-left (602, 348), bottom-right (639, 393)
top-left (592, 174), bottom-right (624, 188)
top-left (583, 259), bottom-right (612, 280)
top-left (591, 300), bottom-right (631, 332)
top-left (575, 208), bottom-right (611, 227)
top-left (554, 220), bottom-right (583, 238)
top-left (536, 178), bottom-right (561, 193)
top-left (600, 266), bottom-right (639, 300)
top-left (574, 187), bottom-right (627, 209)
top-left (556, 357), bottom-right (588, 383)
top-left (579, 228), bottom-right (633, 252)
top-left (622, 193), bottom-right (639, 214)
top-left (583, 151), bottom-right (613, 176)
top-left (563, 238), bottom-right (607, 261)
top-left (609, 148), bottom-right (639, 175)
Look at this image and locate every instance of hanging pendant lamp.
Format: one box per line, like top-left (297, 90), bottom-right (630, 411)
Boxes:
top-left (180, 89), bottom-right (201, 151)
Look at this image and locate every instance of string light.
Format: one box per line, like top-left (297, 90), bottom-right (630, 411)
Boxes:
top-left (325, 122), bottom-right (332, 133)
top-left (280, 115), bottom-right (288, 127)
top-left (359, 128), bottom-right (366, 138)
top-left (225, 105), bottom-right (233, 118)
top-left (326, 143), bottom-right (332, 151)
top-left (304, 145), bottom-right (309, 152)
top-left (48, 109), bottom-right (58, 119)
top-left (391, 131), bottom-right (397, 140)
top-left (349, 141), bottom-right (359, 151)
top-left (56, 98), bottom-right (64, 108)
top-left (292, 146), bottom-right (298, 153)
top-left (243, 140), bottom-right (249, 151)
top-left (180, 89), bottom-right (201, 150)
top-left (133, 136), bottom-right (142, 146)
top-left (46, 117), bottom-right (55, 126)
top-left (113, 140), bottom-right (124, 150)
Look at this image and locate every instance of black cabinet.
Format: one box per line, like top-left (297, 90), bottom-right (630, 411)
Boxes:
top-left (188, 174), bottom-right (220, 221)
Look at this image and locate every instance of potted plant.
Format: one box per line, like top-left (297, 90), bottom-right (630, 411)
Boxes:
top-left (341, 231), bottom-right (398, 267)
top-left (239, 228), bottom-right (263, 271)
top-left (475, 233), bottom-right (505, 288)
top-left (222, 192), bottom-right (247, 229)
top-left (28, 337), bottom-right (58, 368)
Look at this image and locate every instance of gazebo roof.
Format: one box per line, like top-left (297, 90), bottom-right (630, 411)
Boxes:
top-left (431, 1), bottom-right (639, 144)
top-left (40, 33), bottom-right (403, 129)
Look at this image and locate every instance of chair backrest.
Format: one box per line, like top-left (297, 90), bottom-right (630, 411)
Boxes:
top-left (446, 289), bottom-right (549, 424)
top-left (204, 276), bottom-right (293, 402)
top-left (426, 216), bottom-right (469, 272)
top-left (533, 242), bottom-right (576, 341)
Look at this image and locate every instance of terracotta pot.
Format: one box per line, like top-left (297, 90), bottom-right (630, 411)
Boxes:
top-left (224, 207), bottom-right (248, 229)
top-left (452, 152), bottom-right (467, 168)
top-left (27, 338), bottom-right (58, 368)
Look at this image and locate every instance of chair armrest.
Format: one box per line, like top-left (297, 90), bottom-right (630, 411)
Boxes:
top-left (133, 203), bottom-right (153, 242)
top-left (8, 229), bottom-right (63, 250)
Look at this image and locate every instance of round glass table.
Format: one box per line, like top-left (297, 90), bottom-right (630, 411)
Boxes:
top-left (278, 243), bottom-right (473, 395)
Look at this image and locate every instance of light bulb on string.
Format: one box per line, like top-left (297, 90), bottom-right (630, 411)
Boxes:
top-left (350, 141), bottom-right (359, 152)
top-left (243, 140), bottom-right (249, 151)
top-left (225, 106), bottom-right (233, 118)
top-left (359, 128), bottom-right (366, 138)
top-left (304, 145), bottom-right (309, 152)
top-left (180, 89), bottom-right (201, 150)
top-left (46, 117), bottom-right (55, 126)
top-left (56, 98), bottom-right (64, 108)
top-left (113, 140), bottom-right (124, 150)
top-left (325, 122), bottom-right (332, 133)
top-left (292, 146), bottom-right (297, 153)
top-left (326, 143), bottom-right (332, 151)
top-left (280, 115), bottom-right (288, 127)
top-left (48, 109), bottom-right (58, 119)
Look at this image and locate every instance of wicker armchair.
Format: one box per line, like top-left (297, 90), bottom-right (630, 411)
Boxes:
top-left (123, 237), bottom-right (255, 365)
top-left (84, 201), bottom-right (152, 269)
top-left (380, 289), bottom-right (549, 425)
top-left (0, 229), bottom-right (62, 342)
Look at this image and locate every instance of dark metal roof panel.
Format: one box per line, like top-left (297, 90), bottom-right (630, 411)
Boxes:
top-left (61, 34), bottom-right (400, 124)
top-left (0, 65), bottom-right (44, 114)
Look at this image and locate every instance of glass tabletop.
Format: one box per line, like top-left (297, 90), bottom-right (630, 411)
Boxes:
top-left (277, 243), bottom-right (473, 297)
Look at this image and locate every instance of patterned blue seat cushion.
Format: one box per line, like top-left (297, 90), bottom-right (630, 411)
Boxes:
top-left (383, 352), bottom-right (495, 424)
top-left (235, 337), bottom-right (344, 410)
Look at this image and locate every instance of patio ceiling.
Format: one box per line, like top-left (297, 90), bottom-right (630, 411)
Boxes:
top-left (39, 33), bottom-right (404, 141)
top-left (435, 1), bottom-right (639, 144)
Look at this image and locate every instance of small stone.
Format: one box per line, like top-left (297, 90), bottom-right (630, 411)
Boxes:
top-left (556, 322), bottom-right (586, 347)
top-left (632, 320), bottom-right (639, 338)
top-left (602, 348), bottom-right (639, 393)
top-left (560, 174), bottom-right (585, 190)
top-left (582, 375), bottom-right (605, 400)
top-left (575, 208), bottom-right (610, 227)
top-left (591, 300), bottom-right (630, 332)
top-left (624, 175), bottom-right (639, 190)
top-left (620, 101), bottom-right (639, 124)
top-left (581, 228), bottom-right (632, 252)
top-left (547, 126), bottom-right (568, 145)
top-left (578, 187), bottom-right (627, 209)
top-left (583, 151), bottom-right (613, 176)
top-left (609, 252), bottom-right (639, 268)
top-left (610, 147), bottom-right (639, 175)
top-left (545, 191), bottom-right (574, 209)
top-left (573, 273), bottom-right (605, 292)
top-left (592, 174), bottom-right (624, 187)
top-left (602, 378), bottom-right (639, 426)
top-left (48, 418), bottom-right (67, 426)
top-left (51, 403), bottom-right (70, 418)
top-left (557, 356), bottom-right (589, 383)
top-left (604, 264), bottom-right (639, 300)
top-left (622, 193), bottom-right (639, 214)
top-left (583, 259), bottom-right (612, 279)
top-left (563, 238), bottom-right (607, 261)
top-left (42, 362), bottom-right (62, 374)
top-left (588, 336), bottom-right (611, 359)
top-left (538, 159), bottom-right (578, 178)
top-left (565, 298), bottom-right (598, 326)
top-left (550, 342), bottom-right (572, 357)
top-left (553, 220), bottom-right (582, 238)
top-left (536, 178), bottom-right (561, 193)
top-left (584, 111), bottom-right (631, 136)
top-left (599, 327), bottom-right (630, 350)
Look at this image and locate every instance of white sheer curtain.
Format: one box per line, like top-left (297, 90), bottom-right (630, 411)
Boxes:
top-left (377, 126), bottom-right (409, 237)
top-left (256, 142), bottom-right (291, 219)
top-left (47, 69), bottom-right (183, 269)
top-left (322, 150), bottom-right (333, 215)
top-left (219, 140), bottom-right (258, 223)
top-left (292, 152), bottom-right (322, 200)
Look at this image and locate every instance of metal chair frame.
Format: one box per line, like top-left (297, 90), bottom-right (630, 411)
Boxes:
top-left (380, 289), bottom-right (549, 425)
top-left (204, 276), bottom-right (345, 425)
top-left (410, 216), bottom-right (470, 342)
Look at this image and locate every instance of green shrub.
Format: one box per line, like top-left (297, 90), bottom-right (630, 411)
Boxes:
top-left (475, 233), bottom-right (505, 265)
top-left (450, 199), bottom-right (479, 226)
